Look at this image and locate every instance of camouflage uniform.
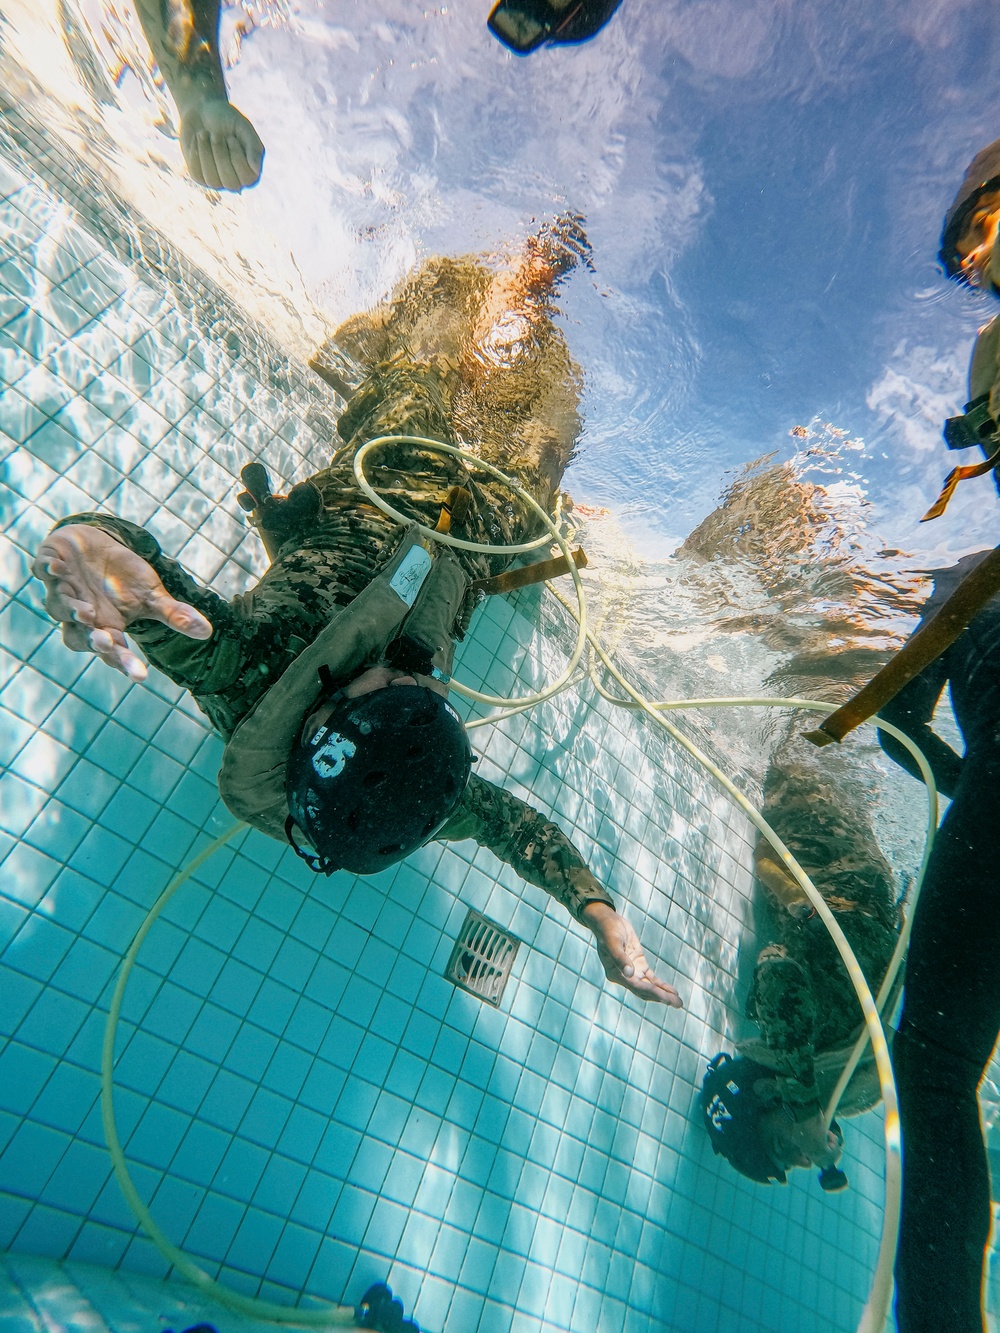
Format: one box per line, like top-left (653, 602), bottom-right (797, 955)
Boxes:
top-left (58, 254), bottom-right (614, 924)
top-left (740, 757), bottom-right (899, 1108)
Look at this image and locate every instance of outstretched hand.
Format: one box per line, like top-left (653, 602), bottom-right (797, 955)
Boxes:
top-left (180, 98), bottom-right (264, 192)
top-left (32, 524), bottom-right (212, 681)
top-left (582, 902), bottom-right (683, 1007)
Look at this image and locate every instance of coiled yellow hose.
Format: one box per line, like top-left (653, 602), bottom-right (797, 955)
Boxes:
top-left (100, 434), bottom-right (938, 1332)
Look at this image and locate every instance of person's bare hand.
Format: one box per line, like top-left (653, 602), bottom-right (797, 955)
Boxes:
top-left (764, 1106), bottom-right (842, 1170)
top-left (180, 97), bottom-right (264, 192)
top-left (582, 902), bottom-right (683, 1007)
top-left (32, 524), bottom-right (212, 680)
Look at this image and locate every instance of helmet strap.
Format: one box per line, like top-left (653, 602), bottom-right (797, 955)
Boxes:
top-left (284, 814), bottom-right (336, 876)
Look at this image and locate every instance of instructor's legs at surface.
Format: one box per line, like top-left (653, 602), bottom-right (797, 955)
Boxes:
top-left (893, 750), bottom-right (1000, 1333)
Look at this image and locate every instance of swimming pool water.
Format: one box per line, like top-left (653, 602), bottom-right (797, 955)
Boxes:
top-left (0, 102), bottom-right (908, 1333)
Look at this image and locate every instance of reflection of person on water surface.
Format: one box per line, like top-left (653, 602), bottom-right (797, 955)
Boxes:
top-left (134, 0), bottom-right (264, 192)
top-left (680, 451), bottom-right (904, 1192)
top-left (701, 748), bottom-right (899, 1193)
top-left (32, 218), bottom-right (681, 1010)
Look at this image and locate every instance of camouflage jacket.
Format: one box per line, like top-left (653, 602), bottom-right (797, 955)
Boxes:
top-left (55, 363), bottom-right (613, 924)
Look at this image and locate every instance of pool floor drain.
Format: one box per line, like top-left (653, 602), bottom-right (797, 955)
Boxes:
top-left (446, 910), bottom-right (520, 1007)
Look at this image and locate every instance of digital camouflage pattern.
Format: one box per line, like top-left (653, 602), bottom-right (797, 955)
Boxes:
top-left (742, 756), bottom-right (899, 1105)
top-left (56, 241), bottom-right (615, 921)
top-left (439, 773), bottom-right (613, 921)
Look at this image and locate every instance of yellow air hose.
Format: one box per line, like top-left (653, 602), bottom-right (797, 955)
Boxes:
top-left (101, 434), bottom-right (939, 1333)
top-left (100, 825), bottom-right (360, 1327)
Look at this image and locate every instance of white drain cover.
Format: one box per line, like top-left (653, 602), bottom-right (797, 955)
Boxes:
top-left (446, 909), bottom-right (520, 1007)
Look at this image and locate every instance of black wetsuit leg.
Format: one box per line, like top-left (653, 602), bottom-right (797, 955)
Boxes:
top-left (894, 747), bottom-right (1000, 1333)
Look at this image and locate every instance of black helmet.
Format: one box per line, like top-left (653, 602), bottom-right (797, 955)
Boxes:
top-left (700, 1053), bottom-right (787, 1185)
top-left (701, 1054), bottom-right (849, 1192)
top-left (285, 685), bottom-right (472, 876)
top-left (488, 0), bottom-right (622, 55)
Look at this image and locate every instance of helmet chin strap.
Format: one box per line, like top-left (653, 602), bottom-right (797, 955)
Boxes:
top-left (284, 814), bottom-right (337, 876)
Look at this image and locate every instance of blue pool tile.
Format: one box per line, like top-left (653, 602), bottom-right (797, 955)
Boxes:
top-left (0, 1121), bottom-right (69, 1197)
top-left (216, 1025), bottom-right (273, 1086)
top-left (285, 1169), bottom-right (337, 1234)
top-left (65, 1219), bottom-right (130, 1268)
top-left (363, 1196), bottom-right (410, 1259)
top-left (380, 1151), bottom-right (425, 1210)
top-left (125, 1099), bottom-right (188, 1173)
top-left (240, 1086), bottom-right (294, 1150)
top-left (248, 978), bottom-right (298, 1038)
top-left (209, 956), bottom-right (265, 1015)
top-left (0, 1192), bottom-right (33, 1250)
top-left (212, 1136), bottom-right (269, 1205)
top-left (226, 1206), bottom-right (284, 1275)
top-left (47, 935), bottom-right (117, 1005)
top-left (264, 1220), bottom-right (320, 1290)
top-left (0, 1043), bottom-right (56, 1120)
top-left (183, 1191), bottom-right (245, 1258)
top-left (261, 1042), bottom-right (311, 1101)
top-left (197, 1066), bottom-right (256, 1133)
top-left (276, 1103), bottom-right (326, 1168)
top-left (171, 1120), bottom-right (230, 1187)
top-left (329, 1183), bottom-right (377, 1244)
top-left (12, 1200), bottom-right (82, 1258)
top-left (0, 389), bottom-right (44, 444)
top-left (443, 1286), bottom-right (484, 1333)
top-left (307, 1236), bottom-right (357, 1304)
top-left (1, 910), bottom-right (74, 983)
top-left (0, 896), bottom-right (29, 953)
top-left (14, 982), bottom-right (89, 1056)
top-left (366, 1090), bottom-right (410, 1147)
top-left (0, 842), bottom-right (60, 910)
top-left (37, 1139), bottom-right (110, 1216)
top-left (297, 1057), bottom-right (346, 1117)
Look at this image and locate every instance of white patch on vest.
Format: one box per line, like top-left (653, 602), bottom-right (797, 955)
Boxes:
top-left (706, 1094), bottom-right (732, 1131)
top-left (389, 545), bottom-right (432, 607)
top-left (311, 732), bottom-right (356, 780)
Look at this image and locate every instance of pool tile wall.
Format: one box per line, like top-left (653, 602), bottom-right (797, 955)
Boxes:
top-left (0, 109), bottom-right (896, 1333)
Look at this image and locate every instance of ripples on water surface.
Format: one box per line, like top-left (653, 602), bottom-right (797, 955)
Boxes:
top-left (4, 0), bottom-right (999, 852)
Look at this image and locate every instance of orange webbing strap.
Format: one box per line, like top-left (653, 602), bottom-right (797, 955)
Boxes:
top-left (471, 547), bottom-right (588, 596)
top-left (803, 543), bottom-right (1000, 747)
top-left (921, 444), bottom-right (1000, 521)
top-left (435, 486), bottom-right (473, 534)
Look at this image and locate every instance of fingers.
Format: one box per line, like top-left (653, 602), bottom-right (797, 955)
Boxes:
top-left (208, 133), bottom-right (241, 192)
top-left (181, 130), bottom-right (212, 189)
top-left (233, 124), bottom-right (264, 187)
top-left (611, 963), bottom-right (684, 1008)
top-left (184, 125), bottom-right (262, 192)
top-left (89, 628), bottom-right (148, 681)
top-left (595, 919), bottom-right (683, 1007)
top-left (34, 550), bottom-right (96, 625)
top-left (141, 589), bottom-right (213, 640)
top-left (195, 131), bottom-right (223, 189)
top-left (60, 622), bottom-right (147, 680)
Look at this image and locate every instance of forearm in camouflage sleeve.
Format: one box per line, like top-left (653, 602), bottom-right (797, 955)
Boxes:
top-left (750, 946), bottom-right (820, 1105)
top-left (439, 773), bottom-right (615, 921)
top-left (51, 512), bottom-right (241, 694)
